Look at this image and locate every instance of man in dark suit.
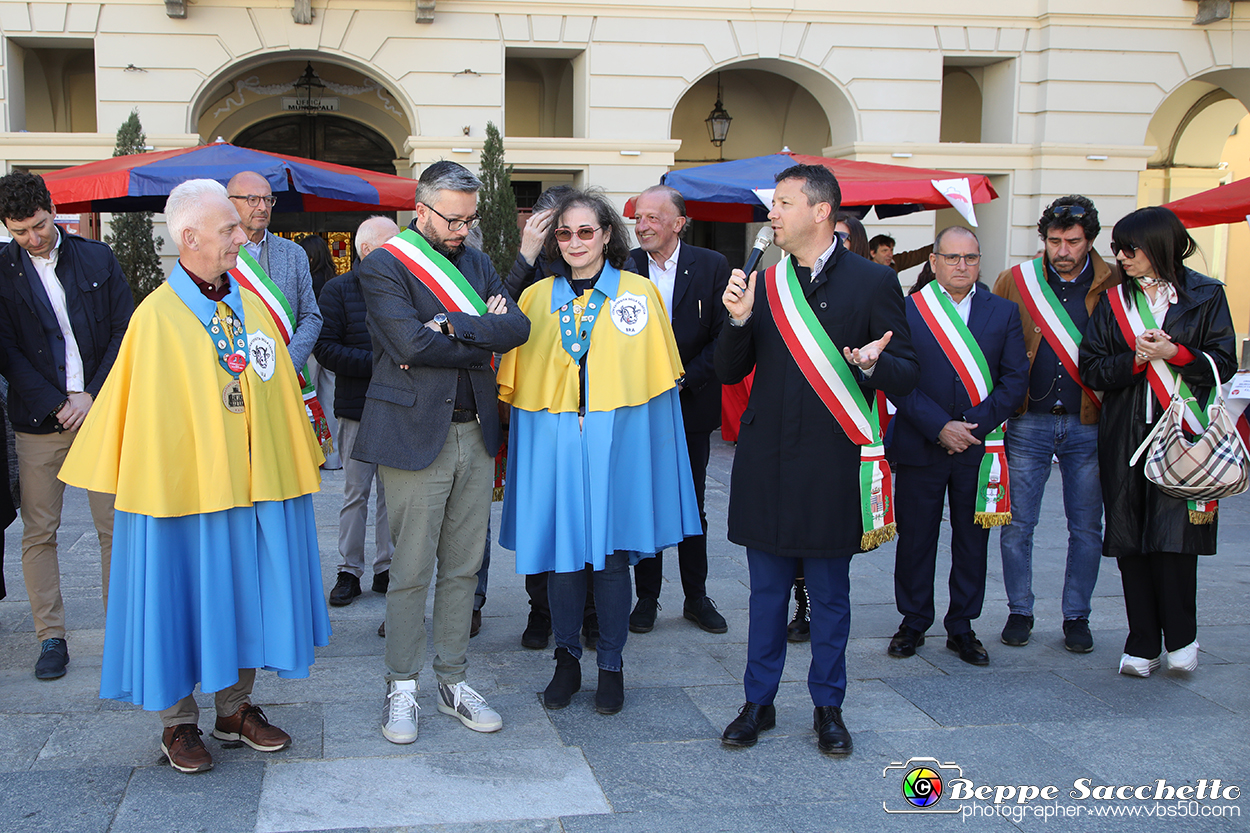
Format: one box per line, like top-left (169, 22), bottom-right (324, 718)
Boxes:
top-left (715, 164), bottom-right (918, 756)
top-left (626, 185), bottom-right (730, 635)
top-left (0, 171), bottom-right (133, 680)
top-left (355, 161), bottom-right (529, 744)
top-left (886, 227), bottom-right (1029, 666)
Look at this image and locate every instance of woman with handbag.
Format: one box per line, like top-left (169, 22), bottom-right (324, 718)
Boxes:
top-left (1078, 206), bottom-right (1237, 677)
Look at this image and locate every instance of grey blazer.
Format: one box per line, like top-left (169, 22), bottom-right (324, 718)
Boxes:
top-left (352, 233), bottom-right (530, 472)
top-left (256, 230), bottom-right (322, 370)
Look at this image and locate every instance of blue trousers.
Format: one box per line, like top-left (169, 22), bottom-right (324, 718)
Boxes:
top-left (550, 551), bottom-right (634, 672)
top-left (745, 549), bottom-right (850, 708)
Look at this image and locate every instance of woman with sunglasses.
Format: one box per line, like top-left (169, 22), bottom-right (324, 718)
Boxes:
top-left (1078, 206), bottom-right (1236, 678)
top-left (498, 189), bottom-right (702, 715)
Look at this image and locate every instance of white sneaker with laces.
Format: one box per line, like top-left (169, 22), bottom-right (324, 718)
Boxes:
top-left (1166, 641), bottom-right (1199, 672)
top-left (1118, 653), bottom-right (1162, 677)
top-left (382, 679), bottom-right (419, 744)
top-left (438, 681), bottom-right (503, 733)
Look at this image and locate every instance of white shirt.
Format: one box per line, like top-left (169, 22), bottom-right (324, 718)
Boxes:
top-left (811, 240), bottom-right (839, 279)
top-left (937, 281), bottom-right (977, 324)
top-left (29, 229), bottom-right (85, 392)
top-left (646, 240), bottom-right (680, 319)
top-left (243, 238), bottom-right (263, 263)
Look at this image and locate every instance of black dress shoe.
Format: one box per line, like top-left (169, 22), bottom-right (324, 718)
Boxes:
top-left (521, 610), bottom-right (551, 650)
top-left (470, 609), bottom-right (482, 638)
top-left (628, 598), bottom-right (659, 634)
top-left (946, 631), bottom-right (990, 666)
top-left (371, 570), bottom-right (390, 594)
top-left (721, 702), bottom-right (776, 747)
top-left (814, 706), bottom-right (853, 755)
top-left (329, 572), bottom-right (361, 607)
top-left (35, 638), bottom-right (69, 680)
top-left (888, 625), bottom-right (926, 658)
top-left (683, 596), bottom-right (728, 634)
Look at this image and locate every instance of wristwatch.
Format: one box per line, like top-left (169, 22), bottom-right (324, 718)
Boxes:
top-left (434, 313), bottom-right (450, 335)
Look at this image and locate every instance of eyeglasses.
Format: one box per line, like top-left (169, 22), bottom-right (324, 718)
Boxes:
top-left (554, 226), bottom-right (603, 243)
top-left (936, 252), bottom-right (981, 266)
top-left (835, 230), bottom-right (850, 241)
top-left (424, 205), bottom-right (481, 232)
top-left (229, 194), bottom-right (277, 208)
top-left (1051, 204), bottom-right (1086, 219)
top-left (1110, 242), bottom-right (1139, 257)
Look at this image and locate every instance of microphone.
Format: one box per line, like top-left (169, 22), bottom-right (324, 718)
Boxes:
top-left (742, 227), bottom-right (773, 277)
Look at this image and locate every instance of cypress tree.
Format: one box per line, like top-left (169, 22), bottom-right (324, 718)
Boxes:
top-left (103, 109), bottom-right (163, 305)
top-left (478, 121), bottom-right (520, 277)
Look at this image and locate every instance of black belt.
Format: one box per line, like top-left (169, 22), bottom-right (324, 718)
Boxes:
top-left (451, 408), bottom-right (477, 423)
top-left (1050, 404), bottom-right (1069, 416)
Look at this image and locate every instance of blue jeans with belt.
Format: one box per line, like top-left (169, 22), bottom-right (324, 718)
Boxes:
top-left (999, 410), bottom-right (1103, 621)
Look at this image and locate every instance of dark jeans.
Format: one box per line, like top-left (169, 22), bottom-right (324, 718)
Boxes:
top-left (550, 552), bottom-right (633, 672)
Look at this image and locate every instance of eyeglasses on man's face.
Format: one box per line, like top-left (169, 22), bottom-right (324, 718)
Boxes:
top-left (424, 204), bottom-right (481, 232)
top-left (935, 252), bottom-right (981, 266)
top-left (554, 226), bottom-right (603, 243)
top-left (228, 194), bottom-right (277, 208)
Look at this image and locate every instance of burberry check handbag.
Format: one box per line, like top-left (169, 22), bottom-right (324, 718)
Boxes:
top-left (1129, 351), bottom-right (1250, 502)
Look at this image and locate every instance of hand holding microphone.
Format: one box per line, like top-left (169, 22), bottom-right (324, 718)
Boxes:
top-left (724, 227), bottom-right (772, 323)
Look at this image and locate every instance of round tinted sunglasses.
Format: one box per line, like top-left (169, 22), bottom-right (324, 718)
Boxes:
top-left (554, 226), bottom-right (603, 242)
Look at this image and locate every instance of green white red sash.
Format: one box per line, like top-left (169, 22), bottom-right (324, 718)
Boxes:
top-left (1010, 257), bottom-right (1102, 408)
top-left (1108, 283), bottom-right (1216, 520)
top-left (912, 283), bottom-right (1011, 527)
top-left (381, 228), bottom-right (487, 315)
top-left (764, 256), bottom-right (895, 550)
top-left (230, 249), bottom-right (334, 456)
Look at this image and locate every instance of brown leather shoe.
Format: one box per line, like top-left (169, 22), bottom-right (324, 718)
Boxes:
top-left (212, 703), bottom-right (291, 752)
top-left (161, 724), bottom-right (213, 773)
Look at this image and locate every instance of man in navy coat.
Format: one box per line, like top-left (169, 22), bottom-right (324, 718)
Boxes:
top-left (627, 185), bottom-right (730, 636)
top-left (887, 227), bottom-right (1029, 666)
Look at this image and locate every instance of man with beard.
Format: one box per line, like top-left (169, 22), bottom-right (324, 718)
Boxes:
top-left (354, 161), bottom-right (529, 744)
top-left (992, 196), bottom-right (1114, 653)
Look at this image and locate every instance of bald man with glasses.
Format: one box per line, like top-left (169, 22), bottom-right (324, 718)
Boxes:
top-left (226, 172), bottom-right (322, 371)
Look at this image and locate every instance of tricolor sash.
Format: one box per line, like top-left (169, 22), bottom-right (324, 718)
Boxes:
top-left (764, 257), bottom-right (895, 550)
top-left (381, 228), bottom-right (488, 315)
top-left (1108, 283), bottom-right (1217, 521)
top-left (1011, 258), bottom-right (1102, 408)
top-left (912, 283), bottom-right (1011, 527)
top-left (230, 249), bottom-right (334, 456)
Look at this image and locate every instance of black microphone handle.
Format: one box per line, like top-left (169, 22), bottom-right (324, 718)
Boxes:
top-left (742, 246), bottom-right (766, 277)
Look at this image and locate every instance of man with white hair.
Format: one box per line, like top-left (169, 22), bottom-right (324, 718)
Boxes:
top-left (59, 178), bottom-right (330, 774)
top-left (316, 216), bottom-right (401, 607)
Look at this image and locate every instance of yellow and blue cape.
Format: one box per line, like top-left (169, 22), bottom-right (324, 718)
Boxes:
top-left (498, 265), bottom-right (702, 573)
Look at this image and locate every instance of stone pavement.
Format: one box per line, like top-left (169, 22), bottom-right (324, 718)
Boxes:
top-left (0, 438), bottom-right (1246, 833)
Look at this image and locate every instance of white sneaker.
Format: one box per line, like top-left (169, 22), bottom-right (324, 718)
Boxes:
top-left (1119, 653), bottom-right (1162, 677)
top-left (1166, 641), bottom-right (1199, 672)
top-left (382, 679), bottom-right (419, 744)
top-left (438, 681), bottom-right (503, 733)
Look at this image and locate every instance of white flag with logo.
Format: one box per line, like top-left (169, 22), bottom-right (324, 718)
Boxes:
top-left (932, 178), bottom-right (978, 227)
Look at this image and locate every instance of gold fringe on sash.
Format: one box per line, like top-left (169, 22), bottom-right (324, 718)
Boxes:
top-left (975, 512), bottom-right (1012, 529)
top-left (861, 523), bottom-right (897, 551)
top-left (1188, 508), bottom-right (1216, 525)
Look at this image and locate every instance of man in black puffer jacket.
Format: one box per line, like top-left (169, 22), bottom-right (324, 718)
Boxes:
top-left (315, 216), bottom-right (400, 607)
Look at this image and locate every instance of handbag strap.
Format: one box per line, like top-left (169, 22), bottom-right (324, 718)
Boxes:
top-left (1128, 350), bottom-right (1232, 468)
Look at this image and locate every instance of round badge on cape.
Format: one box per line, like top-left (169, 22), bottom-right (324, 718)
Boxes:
top-left (226, 352), bottom-right (247, 374)
top-left (222, 379), bottom-right (245, 413)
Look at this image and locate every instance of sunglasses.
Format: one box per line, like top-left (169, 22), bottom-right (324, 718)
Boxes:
top-left (554, 226), bottom-right (603, 242)
top-left (1051, 204), bottom-right (1086, 219)
top-left (229, 194), bottom-right (277, 208)
top-left (835, 230), bottom-right (850, 241)
top-left (1110, 242), bottom-right (1139, 258)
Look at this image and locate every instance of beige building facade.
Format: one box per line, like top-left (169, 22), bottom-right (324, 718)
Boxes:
top-left (2, 1), bottom-right (1250, 323)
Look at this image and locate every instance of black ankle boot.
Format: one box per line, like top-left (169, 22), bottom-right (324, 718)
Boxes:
top-left (595, 667), bottom-right (624, 715)
top-left (787, 580), bottom-right (810, 643)
top-left (543, 647), bottom-right (581, 709)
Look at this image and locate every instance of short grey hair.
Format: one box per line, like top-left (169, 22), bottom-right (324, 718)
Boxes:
top-left (415, 160), bottom-right (481, 208)
top-left (354, 215), bottom-right (400, 257)
top-left (166, 179), bottom-right (229, 245)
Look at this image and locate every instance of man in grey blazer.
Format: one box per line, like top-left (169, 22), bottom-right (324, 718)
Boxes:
top-left (227, 171), bottom-right (322, 370)
top-left (354, 161), bottom-right (529, 745)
